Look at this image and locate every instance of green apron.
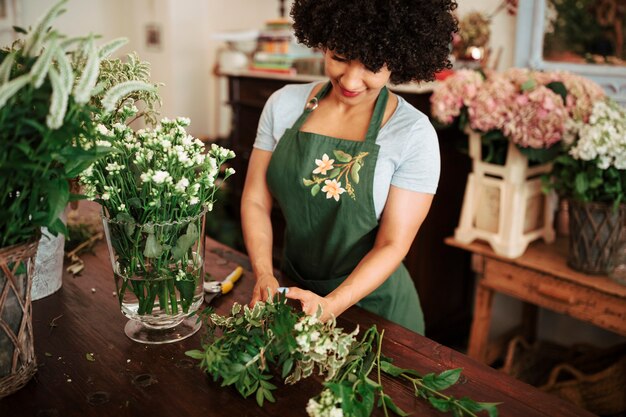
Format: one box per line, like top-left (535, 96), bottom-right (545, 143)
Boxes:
top-left (266, 82), bottom-right (424, 334)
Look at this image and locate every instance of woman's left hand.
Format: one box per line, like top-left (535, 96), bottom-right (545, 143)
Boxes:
top-left (285, 287), bottom-right (335, 322)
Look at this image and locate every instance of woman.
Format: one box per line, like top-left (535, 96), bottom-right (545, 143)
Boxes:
top-left (242, 0), bottom-right (457, 334)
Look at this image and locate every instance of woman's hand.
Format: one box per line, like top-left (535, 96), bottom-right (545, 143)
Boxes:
top-left (249, 274), bottom-right (280, 307)
top-left (285, 287), bottom-right (335, 322)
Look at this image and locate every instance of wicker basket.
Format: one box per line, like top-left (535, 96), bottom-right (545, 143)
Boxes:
top-left (502, 336), bottom-right (626, 416)
top-left (568, 201), bottom-right (626, 275)
top-left (0, 238), bottom-right (39, 398)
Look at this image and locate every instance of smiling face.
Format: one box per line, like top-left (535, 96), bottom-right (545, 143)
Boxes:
top-left (323, 49), bottom-right (392, 106)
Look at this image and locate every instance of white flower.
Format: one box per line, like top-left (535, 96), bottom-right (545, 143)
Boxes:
top-left (189, 196), bottom-right (199, 205)
top-left (118, 204), bottom-right (126, 211)
top-left (161, 139), bottom-right (172, 149)
top-left (96, 140), bottom-right (112, 148)
top-left (313, 154), bottom-right (334, 175)
top-left (176, 116), bottom-right (191, 126)
top-left (294, 322), bottom-right (304, 332)
top-left (101, 192), bottom-right (110, 201)
top-left (106, 162), bottom-right (124, 172)
top-left (225, 167), bottom-right (236, 176)
top-left (140, 172), bottom-right (151, 183)
top-left (152, 170), bottom-right (172, 184)
top-left (96, 124), bottom-right (112, 136)
top-left (175, 178), bottom-right (190, 193)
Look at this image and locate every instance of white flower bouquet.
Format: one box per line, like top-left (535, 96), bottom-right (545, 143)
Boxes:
top-left (81, 106), bottom-right (235, 340)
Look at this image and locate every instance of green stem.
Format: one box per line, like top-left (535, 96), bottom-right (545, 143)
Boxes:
top-left (401, 374), bottom-right (479, 417)
top-left (376, 329), bottom-right (389, 417)
top-left (168, 279), bottom-right (179, 314)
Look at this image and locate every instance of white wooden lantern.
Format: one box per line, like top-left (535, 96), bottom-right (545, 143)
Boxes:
top-left (454, 131), bottom-right (557, 258)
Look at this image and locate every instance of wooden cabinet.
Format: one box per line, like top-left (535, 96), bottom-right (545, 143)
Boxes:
top-left (224, 74), bottom-right (473, 344)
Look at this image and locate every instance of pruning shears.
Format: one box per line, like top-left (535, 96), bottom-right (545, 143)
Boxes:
top-left (203, 266), bottom-right (243, 304)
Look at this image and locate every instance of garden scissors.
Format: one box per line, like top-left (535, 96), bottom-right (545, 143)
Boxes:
top-left (203, 266), bottom-right (243, 304)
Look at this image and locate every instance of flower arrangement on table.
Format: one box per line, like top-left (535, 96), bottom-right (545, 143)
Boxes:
top-left (187, 296), bottom-right (500, 417)
top-left (80, 106), bottom-right (235, 342)
top-left (430, 68), bottom-right (606, 164)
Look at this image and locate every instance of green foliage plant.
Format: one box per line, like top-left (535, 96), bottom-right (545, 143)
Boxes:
top-left (186, 295), bottom-right (500, 417)
top-left (0, 0), bottom-right (157, 248)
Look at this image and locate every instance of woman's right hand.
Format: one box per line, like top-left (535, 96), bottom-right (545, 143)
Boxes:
top-left (249, 274), bottom-right (280, 307)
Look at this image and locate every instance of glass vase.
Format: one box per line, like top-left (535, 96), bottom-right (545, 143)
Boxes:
top-left (102, 210), bottom-right (206, 344)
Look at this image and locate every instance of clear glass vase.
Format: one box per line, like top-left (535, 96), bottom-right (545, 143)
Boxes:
top-left (102, 209), bottom-right (206, 344)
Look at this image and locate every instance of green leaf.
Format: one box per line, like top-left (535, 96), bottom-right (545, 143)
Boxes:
top-left (423, 368), bottom-right (462, 391)
top-left (47, 178), bottom-right (69, 225)
top-left (380, 393), bottom-right (410, 416)
top-left (302, 178), bottom-right (315, 186)
top-left (333, 149), bottom-right (352, 163)
top-left (281, 357), bottom-right (294, 378)
top-left (12, 25), bottom-right (27, 34)
top-left (185, 350), bottom-right (205, 360)
top-left (171, 222), bottom-right (199, 260)
top-left (85, 353), bottom-right (95, 362)
top-left (546, 81), bottom-right (567, 103)
top-left (428, 397), bottom-right (452, 412)
top-left (311, 183), bottom-right (320, 197)
top-left (143, 233), bottom-right (163, 258)
top-left (380, 360), bottom-right (406, 377)
top-left (575, 173), bottom-right (588, 195)
top-left (329, 168), bottom-right (341, 179)
top-left (520, 79), bottom-right (536, 92)
top-left (516, 144), bottom-right (561, 164)
top-left (351, 162), bottom-right (361, 184)
top-left (256, 387), bottom-right (265, 407)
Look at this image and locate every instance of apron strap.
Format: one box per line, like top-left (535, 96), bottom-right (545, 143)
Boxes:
top-left (364, 86), bottom-right (388, 144)
top-left (291, 81), bottom-right (389, 144)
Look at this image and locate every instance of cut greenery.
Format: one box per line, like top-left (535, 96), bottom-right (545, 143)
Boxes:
top-left (186, 295), bottom-right (499, 417)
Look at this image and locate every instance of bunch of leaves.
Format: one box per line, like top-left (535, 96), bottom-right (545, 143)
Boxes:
top-left (0, 0), bottom-right (156, 247)
top-left (91, 51), bottom-right (162, 126)
top-left (186, 296), bottom-right (500, 417)
top-left (543, 156), bottom-right (626, 207)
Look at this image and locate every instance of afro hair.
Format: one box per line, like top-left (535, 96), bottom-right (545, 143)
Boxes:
top-left (291, 0), bottom-right (458, 84)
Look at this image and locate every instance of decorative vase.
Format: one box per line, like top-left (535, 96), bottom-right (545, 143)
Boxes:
top-left (102, 209), bottom-right (207, 344)
top-left (455, 131), bottom-right (556, 258)
top-left (567, 201), bottom-right (626, 275)
top-left (0, 238), bottom-right (38, 398)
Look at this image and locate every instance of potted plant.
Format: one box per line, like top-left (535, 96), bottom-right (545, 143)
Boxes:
top-left (546, 98), bottom-right (626, 274)
top-left (0, 0), bottom-right (155, 396)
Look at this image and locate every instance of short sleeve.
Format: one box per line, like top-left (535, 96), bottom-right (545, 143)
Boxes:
top-left (391, 118), bottom-right (441, 194)
top-left (253, 90), bottom-right (279, 152)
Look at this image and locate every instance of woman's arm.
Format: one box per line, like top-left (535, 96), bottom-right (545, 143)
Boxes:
top-left (286, 185), bottom-right (433, 320)
top-left (241, 148), bottom-right (280, 306)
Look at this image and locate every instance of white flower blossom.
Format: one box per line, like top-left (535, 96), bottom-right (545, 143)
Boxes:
top-left (152, 170), bottom-right (172, 184)
top-left (189, 196), bottom-right (199, 205)
top-left (175, 178), bottom-right (189, 193)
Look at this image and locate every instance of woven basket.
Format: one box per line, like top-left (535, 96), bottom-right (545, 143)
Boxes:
top-left (0, 238), bottom-right (39, 398)
top-left (568, 201), bottom-right (626, 274)
top-left (502, 336), bottom-right (626, 416)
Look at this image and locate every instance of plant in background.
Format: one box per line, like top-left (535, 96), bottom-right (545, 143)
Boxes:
top-left (80, 106), bottom-right (235, 326)
top-left (0, 0), bottom-right (155, 248)
top-left (430, 68), bottom-right (606, 164)
top-left (546, 98), bottom-right (626, 205)
top-left (92, 51), bottom-right (162, 126)
top-left (186, 296), bottom-right (500, 417)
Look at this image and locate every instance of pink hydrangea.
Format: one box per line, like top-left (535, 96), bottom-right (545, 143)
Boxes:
top-left (549, 71), bottom-right (606, 122)
top-left (502, 85), bottom-right (568, 149)
top-left (467, 73), bottom-right (517, 132)
top-left (430, 69), bottom-right (484, 124)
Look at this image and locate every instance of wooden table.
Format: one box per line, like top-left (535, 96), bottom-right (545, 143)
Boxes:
top-left (0, 233), bottom-right (593, 416)
top-left (446, 237), bottom-right (626, 365)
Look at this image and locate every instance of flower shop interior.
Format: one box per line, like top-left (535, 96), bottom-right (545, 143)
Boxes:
top-left (1, 0), bottom-right (625, 416)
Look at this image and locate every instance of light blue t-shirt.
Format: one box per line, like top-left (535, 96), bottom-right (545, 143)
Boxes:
top-left (253, 82), bottom-right (440, 219)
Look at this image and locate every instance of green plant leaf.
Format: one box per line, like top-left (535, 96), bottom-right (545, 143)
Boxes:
top-left (545, 81), bottom-right (567, 103)
top-left (46, 178), bottom-right (69, 224)
top-left (380, 393), bottom-right (410, 416)
top-left (575, 172), bottom-right (588, 195)
top-left (428, 397), bottom-right (452, 412)
top-left (520, 79), bottom-right (536, 92)
top-left (256, 387), bottom-right (265, 407)
top-left (329, 167), bottom-right (341, 178)
top-left (302, 178), bottom-right (315, 186)
top-left (351, 162), bottom-right (361, 184)
top-left (143, 233), bottom-right (163, 258)
top-left (380, 360), bottom-right (406, 377)
top-left (171, 222), bottom-right (199, 260)
top-left (333, 149), bottom-right (352, 163)
top-left (311, 183), bottom-right (320, 197)
top-left (422, 368), bottom-right (462, 391)
top-left (185, 350), bottom-right (205, 360)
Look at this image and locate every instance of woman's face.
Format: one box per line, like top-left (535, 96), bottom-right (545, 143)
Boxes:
top-left (323, 49), bottom-right (391, 105)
